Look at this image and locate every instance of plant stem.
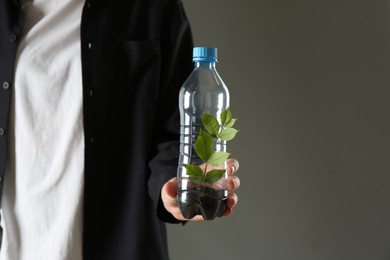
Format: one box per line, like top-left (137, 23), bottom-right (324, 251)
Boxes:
top-left (203, 164), bottom-right (209, 184)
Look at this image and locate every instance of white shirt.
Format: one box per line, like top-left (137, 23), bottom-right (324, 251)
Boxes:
top-left (0, 0), bottom-right (85, 259)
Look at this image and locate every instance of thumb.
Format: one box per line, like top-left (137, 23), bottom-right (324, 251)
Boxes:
top-left (163, 177), bottom-right (177, 198)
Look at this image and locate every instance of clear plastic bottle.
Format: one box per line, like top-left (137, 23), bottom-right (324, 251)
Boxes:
top-left (177, 47), bottom-right (230, 220)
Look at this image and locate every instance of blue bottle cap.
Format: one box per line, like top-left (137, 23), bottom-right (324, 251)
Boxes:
top-left (193, 47), bottom-right (218, 62)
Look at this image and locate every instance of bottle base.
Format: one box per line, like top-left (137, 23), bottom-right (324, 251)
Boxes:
top-left (178, 186), bottom-right (227, 220)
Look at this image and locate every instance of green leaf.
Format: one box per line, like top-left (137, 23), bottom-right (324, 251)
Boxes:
top-left (206, 151), bottom-right (230, 167)
top-left (189, 175), bottom-right (204, 185)
top-left (202, 113), bottom-right (220, 138)
top-left (195, 129), bottom-right (213, 162)
top-left (205, 169), bottom-right (226, 184)
top-left (224, 118), bottom-right (237, 128)
top-left (220, 107), bottom-right (233, 127)
top-left (184, 164), bottom-right (204, 185)
top-left (218, 127), bottom-right (239, 141)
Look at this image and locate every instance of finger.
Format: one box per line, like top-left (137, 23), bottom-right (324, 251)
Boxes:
top-left (223, 192), bottom-right (238, 217)
top-left (164, 177), bottom-right (177, 198)
top-left (226, 192), bottom-right (238, 209)
top-left (227, 175), bottom-right (240, 191)
top-left (161, 178), bottom-right (178, 210)
top-left (227, 158), bottom-right (239, 175)
top-left (223, 207), bottom-right (233, 217)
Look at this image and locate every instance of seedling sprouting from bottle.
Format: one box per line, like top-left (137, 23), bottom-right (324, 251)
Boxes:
top-left (184, 107), bottom-right (238, 185)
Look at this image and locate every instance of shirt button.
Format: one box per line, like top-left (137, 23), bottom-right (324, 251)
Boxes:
top-left (89, 90), bottom-right (93, 96)
top-left (88, 43), bottom-right (92, 49)
top-left (0, 128), bottom-right (5, 135)
top-left (9, 34), bottom-right (17, 42)
top-left (3, 81), bottom-right (10, 90)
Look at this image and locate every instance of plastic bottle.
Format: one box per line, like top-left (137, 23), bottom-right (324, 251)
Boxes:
top-left (177, 47), bottom-right (230, 220)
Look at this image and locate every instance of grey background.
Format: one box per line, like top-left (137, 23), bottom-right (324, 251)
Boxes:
top-left (167, 1), bottom-right (390, 260)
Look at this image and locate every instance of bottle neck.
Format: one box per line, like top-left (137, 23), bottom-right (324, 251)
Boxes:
top-left (194, 61), bottom-right (217, 69)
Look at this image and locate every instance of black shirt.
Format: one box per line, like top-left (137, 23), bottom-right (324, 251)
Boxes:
top-left (0, 0), bottom-right (193, 259)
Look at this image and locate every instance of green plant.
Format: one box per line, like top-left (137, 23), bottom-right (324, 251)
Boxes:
top-left (184, 108), bottom-right (239, 185)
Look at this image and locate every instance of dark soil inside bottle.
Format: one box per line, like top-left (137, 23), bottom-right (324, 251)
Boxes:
top-left (178, 186), bottom-right (227, 220)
